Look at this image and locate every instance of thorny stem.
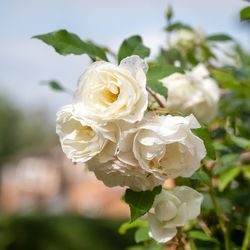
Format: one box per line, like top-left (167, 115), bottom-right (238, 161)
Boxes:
top-left (146, 87), bottom-right (165, 108)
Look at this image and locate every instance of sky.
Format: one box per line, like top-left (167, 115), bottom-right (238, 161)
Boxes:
top-left (0, 0), bottom-right (249, 120)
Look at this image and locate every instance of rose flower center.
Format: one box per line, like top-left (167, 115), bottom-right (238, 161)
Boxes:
top-left (98, 84), bottom-right (120, 107)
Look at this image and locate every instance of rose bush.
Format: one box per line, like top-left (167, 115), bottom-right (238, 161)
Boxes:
top-left (35, 5), bottom-right (250, 249)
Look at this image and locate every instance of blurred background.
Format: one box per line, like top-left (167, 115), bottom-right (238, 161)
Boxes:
top-left (0, 0), bottom-right (249, 249)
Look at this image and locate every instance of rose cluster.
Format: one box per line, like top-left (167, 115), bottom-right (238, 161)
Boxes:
top-left (56, 55), bottom-right (207, 242)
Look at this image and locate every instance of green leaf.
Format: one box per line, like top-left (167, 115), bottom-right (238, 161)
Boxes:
top-left (192, 127), bottom-right (216, 160)
top-left (206, 34), bottom-right (232, 42)
top-left (124, 186), bottom-right (162, 222)
top-left (33, 29), bottom-right (108, 60)
top-left (118, 220), bottom-right (148, 235)
top-left (230, 135), bottom-right (250, 150)
top-left (240, 6), bottom-right (250, 20)
top-left (218, 166), bottom-right (241, 192)
top-left (188, 230), bottom-right (219, 244)
top-left (190, 169), bottom-right (211, 186)
top-left (242, 165), bottom-right (250, 179)
top-left (135, 227), bottom-right (150, 243)
top-left (147, 80), bottom-right (168, 97)
top-left (213, 143), bottom-right (232, 154)
top-left (147, 65), bottom-right (182, 80)
top-left (213, 154), bottom-right (239, 175)
top-left (118, 35), bottom-right (150, 63)
top-left (42, 80), bottom-right (65, 91)
top-left (200, 44), bottom-right (216, 59)
top-left (165, 22), bottom-right (192, 32)
top-left (210, 69), bottom-right (238, 90)
top-left (159, 48), bottom-right (182, 65)
top-left (146, 65), bottom-right (182, 97)
top-left (186, 48), bottom-right (199, 65)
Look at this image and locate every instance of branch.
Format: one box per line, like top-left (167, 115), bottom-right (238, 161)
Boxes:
top-left (146, 87), bottom-right (165, 108)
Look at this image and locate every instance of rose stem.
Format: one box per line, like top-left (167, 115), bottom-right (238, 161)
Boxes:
top-left (146, 87), bottom-right (165, 108)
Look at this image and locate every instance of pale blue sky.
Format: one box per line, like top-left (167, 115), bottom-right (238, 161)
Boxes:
top-left (0, 0), bottom-right (249, 119)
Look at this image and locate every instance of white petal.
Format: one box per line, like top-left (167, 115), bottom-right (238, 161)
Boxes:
top-left (202, 78), bottom-right (220, 102)
top-left (119, 55), bottom-right (148, 76)
top-left (154, 189), bottom-right (181, 207)
top-left (88, 159), bottom-right (163, 191)
top-left (164, 203), bottom-right (188, 228)
top-left (190, 64), bottom-right (209, 80)
top-left (155, 200), bottom-right (177, 222)
top-left (172, 186), bottom-right (203, 220)
top-left (148, 213), bottom-right (177, 243)
top-left (185, 114), bottom-right (201, 129)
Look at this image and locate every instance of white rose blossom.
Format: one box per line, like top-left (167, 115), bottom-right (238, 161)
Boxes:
top-left (171, 28), bottom-right (205, 48)
top-left (118, 114), bottom-right (206, 180)
top-left (74, 55), bottom-right (148, 123)
top-left (159, 64), bottom-right (220, 123)
top-left (148, 186), bottom-right (203, 243)
top-left (56, 104), bottom-right (119, 163)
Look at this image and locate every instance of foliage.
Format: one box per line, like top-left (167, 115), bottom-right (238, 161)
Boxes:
top-left (0, 215), bottom-right (134, 250)
top-left (0, 96), bottom-right (55, 165)
top-left (118, 35), bottom-right (150, 63)
top-left (146, 64), bottom-right (182, 97)
top-left (33, 29), bottom-right (108, 61)
top-left (124, 186), bottom-right (162, 222)
top-left (240, 6), bottom-right (250, 20)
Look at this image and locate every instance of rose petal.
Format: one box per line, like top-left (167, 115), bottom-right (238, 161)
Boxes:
top-left (148, 213), bottom-right (177, 243)
top-left (172, 186), bottom-right (203, 220)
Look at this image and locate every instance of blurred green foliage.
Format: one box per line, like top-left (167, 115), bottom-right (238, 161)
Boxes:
top-left (0, 96), bottom-right (55, 165)
top-left (0, 215), bottom-right (134, 250)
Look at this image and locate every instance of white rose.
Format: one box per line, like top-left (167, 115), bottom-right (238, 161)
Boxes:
top-left (171, 28), bottom-right (205, 48)
top-left (148, 186), bottom-right (203, 243)
top-left (56, 104), bottom-right (119, 163)
top-left (160, 64), bottom-right (220, 123)
top-left (118, 114), bottom-right (206, 179)
top-left (74, 55), bottom-right (148, 123)
top-left (88, 157), bottom-right (163, 191)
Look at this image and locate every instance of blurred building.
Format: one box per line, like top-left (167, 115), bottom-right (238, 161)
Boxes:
top-left (0, 146), bottom-right (129, 218)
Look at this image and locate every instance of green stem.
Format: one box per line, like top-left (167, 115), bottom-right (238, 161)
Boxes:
top-left (242, 215), bottom-right (250, 250)
top-left (209, 186), bottom-right (231, 250)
